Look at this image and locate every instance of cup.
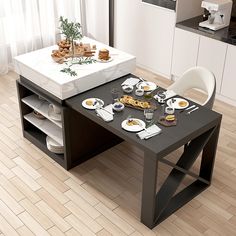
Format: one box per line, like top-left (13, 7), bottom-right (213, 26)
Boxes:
top-left (111, 88), bottom-right (120, 102)
top-left (144, 108), bottom-right (154, 123)
top-left (135, 88), bottom-right (144, 96)
top-left (49, 104), bottom-right (61, 114)
top-left (165, 106), bottom-right (175, 115)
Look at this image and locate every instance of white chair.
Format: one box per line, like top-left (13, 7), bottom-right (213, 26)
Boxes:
top-left (168, 67), bottom-right (216, 109)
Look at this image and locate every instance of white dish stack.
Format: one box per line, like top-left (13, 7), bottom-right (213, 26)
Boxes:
top-left (46, 136), bottom-right (64, 154)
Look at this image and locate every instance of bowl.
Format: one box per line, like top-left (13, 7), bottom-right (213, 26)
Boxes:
top-left (122, 85), bottom-right (134, 93)
top-left (112, 102), bottom-right (125, 112)
top-left (135, 88), bottom-right (144, 96)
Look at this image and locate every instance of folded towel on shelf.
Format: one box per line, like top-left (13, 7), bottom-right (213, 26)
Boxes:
top-left (137, 124), bottom-right (162, 140)
top-left (121, 77), bottom-right (140, 87)
top-left (96, 104), bottom-right (114, 122)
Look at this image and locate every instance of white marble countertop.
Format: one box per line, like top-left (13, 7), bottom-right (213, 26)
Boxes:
top-left (14, 37), bottom-right (136, 100)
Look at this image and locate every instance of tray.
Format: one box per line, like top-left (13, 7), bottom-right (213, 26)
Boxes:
top-left (158, 116), bottom-right (177, 127)
top-left (119, 95), bottom-right (157, 110)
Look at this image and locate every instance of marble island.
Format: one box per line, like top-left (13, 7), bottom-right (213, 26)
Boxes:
top-left (14, 37), bottom-right (136, 100)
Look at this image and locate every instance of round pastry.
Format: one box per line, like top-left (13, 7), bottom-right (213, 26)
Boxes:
top-left (179, 101), bottom-right (188, 107)
top-left (165, 115), bottom-right (176, 122)
top-left (85, 100), bottom-right (94, 106)
top-left (98, 48), bottom-right (110, 60)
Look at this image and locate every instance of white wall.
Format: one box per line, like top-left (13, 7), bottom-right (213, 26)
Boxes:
top-left (82, 0), bottom-right (109, 44)
top-left (176, 0), bottom-right (203, 23)
top-left (114, 0), bottom-right (176, 78)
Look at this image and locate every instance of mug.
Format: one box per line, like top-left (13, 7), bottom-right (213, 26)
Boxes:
top-left (49, 104), bottom-right (61, 114)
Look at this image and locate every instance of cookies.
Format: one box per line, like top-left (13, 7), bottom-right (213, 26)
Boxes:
top-left (119, 95), bottom-right (151, 109)
top-left (98, 48), bottom-right (109, 60)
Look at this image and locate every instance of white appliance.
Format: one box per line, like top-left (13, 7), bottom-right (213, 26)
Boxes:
top-left (199, 0), bottom-right (233, 30)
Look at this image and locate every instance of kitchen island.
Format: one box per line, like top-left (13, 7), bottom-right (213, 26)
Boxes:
top-left (15, 37), bottom-right (135, 169)
top-left (15, 39), bottom-right (221, 229)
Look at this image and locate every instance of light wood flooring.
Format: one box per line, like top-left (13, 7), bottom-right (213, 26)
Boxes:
top-left (0, 68), bottom-right (236, 235)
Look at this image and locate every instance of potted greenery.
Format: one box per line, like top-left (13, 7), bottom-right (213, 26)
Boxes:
top-left (58, 16), bottom-right (83, 58)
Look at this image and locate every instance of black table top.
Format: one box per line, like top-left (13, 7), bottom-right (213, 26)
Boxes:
top-left (142, 0), bottom-right (176, 11)
top-left (176, 16), bottom-right (236, 46)
top-left (66, 74), bottom-right (222, 159)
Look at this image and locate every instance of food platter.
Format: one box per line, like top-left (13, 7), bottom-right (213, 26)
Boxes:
top-left (121, 118), bottom-right (146, 132)
top-left (119, 95), bottom-right (156, 110)
top-left (82, 98), bottom-right (104, 110)
top-left (136, 81), bottom-right (157, 92)
top-left (166, 98), bottom-right (189, 109)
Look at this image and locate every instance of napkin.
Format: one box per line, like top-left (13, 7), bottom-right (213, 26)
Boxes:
top-left (96, 104), bottom-right (114, 122)
top-left (137, 124), bottom-right (162, 140)
top-left (121, 77), bottom-right (140, 87)
top-left (163, 90), bottom-right (176, 100)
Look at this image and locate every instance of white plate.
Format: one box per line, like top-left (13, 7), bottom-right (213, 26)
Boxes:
top-left (96, 57), bottom-right (113, 63)
top-left (48, 106), bottom-right (62, 121)
top-left (136, 81), bottom-right (157, 91)
top-left (166, 98), bottom-right (189, 109)
top-left (46, 136), bottom-right (64, 154)
top-left (82, 98), bottom-right (104, 110)
top-left (121, 118), bottom-right (146, 132)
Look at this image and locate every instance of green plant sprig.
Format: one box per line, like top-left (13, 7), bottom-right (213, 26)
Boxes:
top-left (60, 67), bottom-right (77, 77)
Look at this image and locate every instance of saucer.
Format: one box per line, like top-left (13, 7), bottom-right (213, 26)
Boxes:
top-left (48, 105), bottom-right (62, 121)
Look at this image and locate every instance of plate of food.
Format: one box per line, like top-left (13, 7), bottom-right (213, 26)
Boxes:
top-left (96, 57), bottom-right (113, 63)
top-left (119, 95), bottom-right (155, 110)
top-left (96, 48), bottom-right (113, 63)
top-left (166, 98), bottom-right (189, 109)
top-left (82, 98), bottom-right (104, 110)
top-left (136, 81), bottom-right (157, 92)
top-left (121, 118), bottom-right (146, 132)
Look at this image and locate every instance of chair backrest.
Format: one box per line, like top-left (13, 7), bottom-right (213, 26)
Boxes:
top-left (168, 67), bottom-right (216, 109)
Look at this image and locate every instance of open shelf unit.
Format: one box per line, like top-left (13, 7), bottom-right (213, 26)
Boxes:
top-left (24, 112), bottom-right (63, 146)
top-left (16, 79), bottom-right (68, 169)
top-left (22, 94), bottom-right (62, 128)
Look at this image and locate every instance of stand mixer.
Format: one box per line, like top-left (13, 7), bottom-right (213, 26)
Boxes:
top-left (199, 0), bottom-right (233, 30)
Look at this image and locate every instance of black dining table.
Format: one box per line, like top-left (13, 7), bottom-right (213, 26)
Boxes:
top-left (65, 74), bottom-right (222, 229)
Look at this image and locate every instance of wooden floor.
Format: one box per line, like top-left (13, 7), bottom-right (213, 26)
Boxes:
top-left (0, 68), bottom-right (236, 236)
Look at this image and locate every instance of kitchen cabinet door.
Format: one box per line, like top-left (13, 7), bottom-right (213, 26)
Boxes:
top-left (171, 28), bottom-right (200, 78)
top-left (221, 44), bottom-right (236, 100)
top-left (114, 0), bottom-right (176, 78)
top-left (197, 36), bottom-right (227, 93)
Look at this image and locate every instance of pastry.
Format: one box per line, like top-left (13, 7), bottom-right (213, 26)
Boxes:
top-left (179, 101), bottom-right (188, 107)
top-left (142, 85), bottom-right (150, 91)
top-left (165, 115), bottom-right (176, 122)
top-left (85, 100), bottom-right (94, 106)
top-left (98, 48), bottom-right (110, 60)
top-left (127, 119), bottom-right (139, 126)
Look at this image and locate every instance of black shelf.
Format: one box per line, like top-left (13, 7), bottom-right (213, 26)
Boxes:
top-left (24, 126), bottom-right (65, 166)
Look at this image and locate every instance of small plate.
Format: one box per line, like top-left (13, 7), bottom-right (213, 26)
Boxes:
top-left (82, 98), bottom-right (104, 110)
top-left (96, 57), bottom-right (113, 63)
top-left (48, 106), bottom-right (62, 121)
top-left (136, 81), bottom-right (157, 92)
top-left (166, 98), bottom-right (189, 109)
top-left (121, 118), bottom-right (146, 132)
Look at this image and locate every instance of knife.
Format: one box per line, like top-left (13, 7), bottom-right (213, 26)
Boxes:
top-left (186, 107), bottom-right (199, 115)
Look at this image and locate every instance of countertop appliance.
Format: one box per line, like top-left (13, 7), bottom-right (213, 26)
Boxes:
top-left (199, 0), bottom-right (233, 30)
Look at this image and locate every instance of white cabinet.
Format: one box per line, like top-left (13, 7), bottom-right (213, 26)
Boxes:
top-left (221, 45), bottom-right (236, 101)
top-left (114, 0), bottom-right (176, 78)
top-left (197, 36), bottom-right (227, 93)
top-left (171, 28), bottom-right (200, 78)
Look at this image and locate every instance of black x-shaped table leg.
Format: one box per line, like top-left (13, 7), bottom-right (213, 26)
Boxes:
top-left (140, 122), bottom-right (221, 229)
